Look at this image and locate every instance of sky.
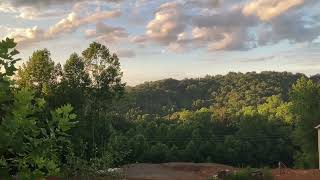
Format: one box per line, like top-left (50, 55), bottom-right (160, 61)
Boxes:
top-left (0, 0), bottom-right (320, 85)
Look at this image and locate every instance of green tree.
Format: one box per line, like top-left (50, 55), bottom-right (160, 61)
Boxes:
top-left (290, 77), bottom-right (320, 168)
top-left (70, 42), bottom-right (126, 160)
top-left (17, 49), bottom-right (59, 96)
top-left (63, 53), bottom-right (90, 89)
top-left (0, 39), bottom-right (77, 179)
top-left (0, 38), bottom-right (20, 120)
top-left (82, 42), bottom-right (125, 99)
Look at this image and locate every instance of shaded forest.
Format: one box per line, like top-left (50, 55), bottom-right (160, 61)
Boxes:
top-left (1, 38), bottom-right (320, 179)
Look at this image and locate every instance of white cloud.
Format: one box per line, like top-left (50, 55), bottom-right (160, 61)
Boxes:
top-left (2, 0), bottom-right (320, 54)
top-left (145, 2), bottom-right (188, 45)
top-left (242, 0), bottom-right (304, 21)
top-left (3, 5), bottom-right (122, 47)
top-left (48, 10), bottom-right (121, 37)
top-left (0, 2), bottom-right (65, 20)
top-left (6, 26), bottom-right (46, 47)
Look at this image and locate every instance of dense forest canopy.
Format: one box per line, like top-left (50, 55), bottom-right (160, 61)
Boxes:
top-left (1, 38), bottom-right (320, 179)
top-left (130, 72), bottom-right (305, 115)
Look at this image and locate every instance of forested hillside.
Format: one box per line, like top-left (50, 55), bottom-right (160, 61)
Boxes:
top-left (1, 38), bottom-right (320, 179)
top-left (129, 72), bottom-right (305, 115)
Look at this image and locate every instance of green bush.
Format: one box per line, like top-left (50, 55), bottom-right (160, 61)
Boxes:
top-left (0, 38), bottom-right (77, 179)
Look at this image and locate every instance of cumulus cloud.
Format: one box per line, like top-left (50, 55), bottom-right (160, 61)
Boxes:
top-left (2, 0), bottom-right (320, 53)
top-left (0, 2), bottom-right (58, 19)
top-left (116, 49), bottom-right (136, 58)
top-left (191, 8), bottom-right (257, 51)
top-left (0, 2), bottom-right (69, 19)
top-left (145, 2), bottom-right (188, 45)
top-left (242, 0), bottom-right (304, 21)
top-left (5, 7), bottom-right (122, 47)
top-left (0, 0), bottom-right (123, 19)
top-left (133, 2), bottom-right (260, 52)
top-left (48, 10), bottom-right (121, 37)
top-left (5, 26), bottom-right (46, 47)
top-left (134, 0), bottom-right (319, 52)
top-left (85, 22), bottom-right (128, 43)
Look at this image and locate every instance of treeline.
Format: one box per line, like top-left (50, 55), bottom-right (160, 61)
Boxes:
top-left (1, 38), bottom-right (320, 179)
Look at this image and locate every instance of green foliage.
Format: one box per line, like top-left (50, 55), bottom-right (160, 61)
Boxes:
top-left (0, 38), bottom-right (20, 77)
top-left (0, 38), bottom-right (76, 179)
top-left (290, 77), bottom-right (320, 168)
top-left (224, 168), bottom-right (274, 180)
top-left (0, 89), bottom-right (77, 179)
top-left (131, 72), bottom-right (303, 115)
top-left (82, 42), bottom-right (125, 98)
top-left (4, 37), bottom-right (320, 179)
top-left (63, 53), bottom-right (91, 88)
top-left (16, 49), bottom-right (60, 96)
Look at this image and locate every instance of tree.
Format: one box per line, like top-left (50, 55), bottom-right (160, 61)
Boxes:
top-left (290, 77), bottom-right (320, 168)
top-left (54, 53), bottom-right (91, 108)
top-left (0, 38), bottom-right (20, 120)
top-left (82, 42), bottom-right (125, 99)
top-left (17, 49), bottom-right (59, 96)
top-left (67, 42), bottom-right (126, 160)
top-left (0, 38), bottom-right (77, 179)
top-left (62, 53), bottom-right (90, 89)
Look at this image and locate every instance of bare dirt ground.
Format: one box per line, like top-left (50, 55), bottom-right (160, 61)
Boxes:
top-left (121, 163), bottom-right (320, 180)
top-left (272, 169), bottom-right (320, 180)
top-left (122, 162), bottom-right (237, 180)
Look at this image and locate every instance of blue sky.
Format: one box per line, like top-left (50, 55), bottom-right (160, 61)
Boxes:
top-left (0, 0), bottom-right (319, 85)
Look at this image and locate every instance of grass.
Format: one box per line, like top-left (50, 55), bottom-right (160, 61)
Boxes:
top-left (224, 168), bottom-right (274, 180)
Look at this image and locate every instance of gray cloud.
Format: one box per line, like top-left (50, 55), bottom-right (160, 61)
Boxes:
top-left (3, 0), bottom-right (320, 53)
top-left (116, 49), bottom-right (136, 58)
top-left (191, 9), bottom-right (258, 51)
top-left (85, 22), bottom-right (128, 44)
top-left (258, 13), bottom-right (320, 46)
top-left (241, 56), bottom-right (276, 63)
top-left (4, 0), bottom-right (123, 8)
top-left (188, 0), bottom-right (320, 51)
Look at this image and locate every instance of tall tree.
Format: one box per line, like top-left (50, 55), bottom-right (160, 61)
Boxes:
top-left (82, 42), bottom-right (125, 99)
top-left (17, 49), bottom-right (59, 96)
top-left (63, 53), bottom-right (90, 89)
top-left (68, 42), bottom-right (126, 159)
top-left (290, 77), bottom-right (320, 168)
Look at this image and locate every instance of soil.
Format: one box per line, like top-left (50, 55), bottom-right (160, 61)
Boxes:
top-left (272, 169), bottom-right (320, 180)
top-left (122, 162), bottom-right (237, 180)
top-left (121, 162), bottom-right (320, 180)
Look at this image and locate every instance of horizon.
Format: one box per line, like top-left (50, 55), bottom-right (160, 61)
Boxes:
top-left (127, 70), bottom-right (319, 87)
top-left (1, 0), bottom-right (320, 85)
